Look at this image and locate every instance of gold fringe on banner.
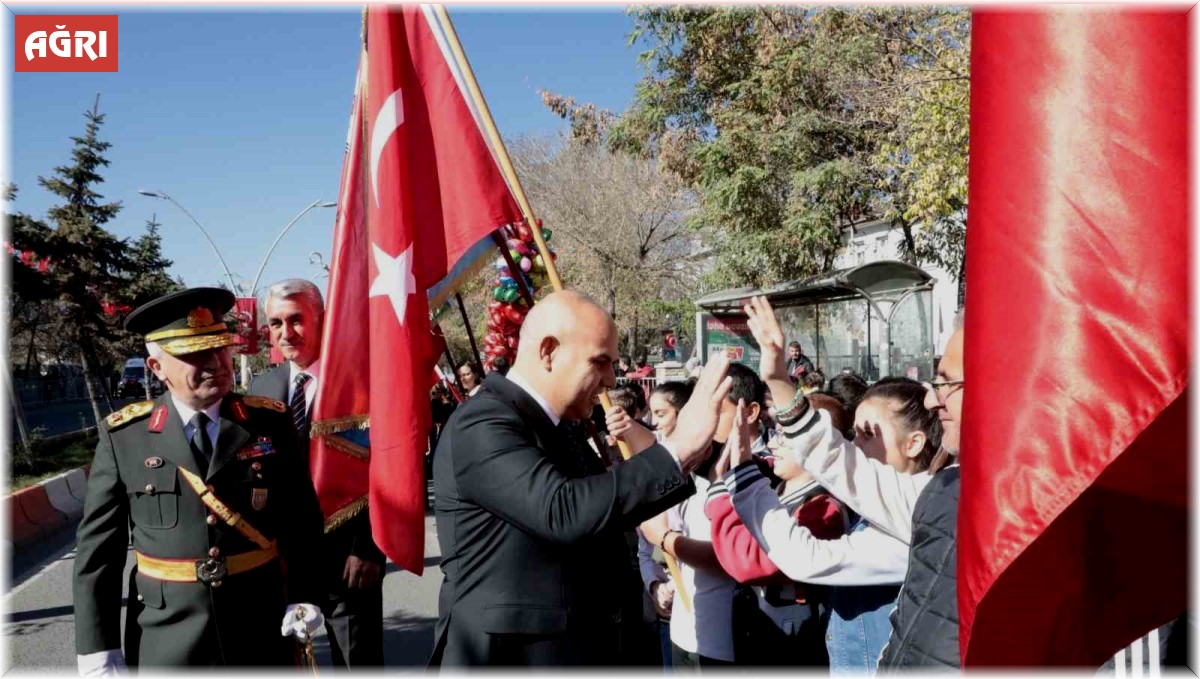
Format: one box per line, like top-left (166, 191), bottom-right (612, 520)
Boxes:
top-left (324, 496), bottom-right (368, 533)
top-left (309, 415), bottom-right (370, 437)
top-left (320, 433), bottom-right (370, 461)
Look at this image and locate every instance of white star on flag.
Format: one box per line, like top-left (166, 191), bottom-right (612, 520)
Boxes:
top-left (369, 242), bottom-right (417, 325)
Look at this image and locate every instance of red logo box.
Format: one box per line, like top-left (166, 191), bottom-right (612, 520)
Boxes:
top-left (15, 15), bottom-right (118, 73)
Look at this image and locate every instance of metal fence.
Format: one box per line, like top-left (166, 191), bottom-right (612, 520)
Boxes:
top-left (13, 375), bottom-right (90, 407)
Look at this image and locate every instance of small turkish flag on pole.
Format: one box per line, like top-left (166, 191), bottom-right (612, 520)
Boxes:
top-left (360, 5), bottom-right (521, 574)
top-left (960, 9), bottom-right (1188, 666)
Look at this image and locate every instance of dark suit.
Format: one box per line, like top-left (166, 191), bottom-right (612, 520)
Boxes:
top-left (73, 392), bottom-right (324, 667)
top-left (250, 363), bottom-right (385, 667)
top-left (430, 373), bottom-right (694, 666)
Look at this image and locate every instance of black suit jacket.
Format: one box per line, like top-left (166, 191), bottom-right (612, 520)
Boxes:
top-left (430, 373), bottom-right (694, 666)
top-left (249, 364), bottom-right (383, 564)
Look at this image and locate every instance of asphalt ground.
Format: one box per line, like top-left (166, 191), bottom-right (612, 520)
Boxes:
top-left (3, 489), bottom-right (443, 673)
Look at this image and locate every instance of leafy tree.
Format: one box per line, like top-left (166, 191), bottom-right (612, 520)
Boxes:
top-left (511, 133), bottom-right (704, 356)
top-left (117, 214), bottom-right (182, 397)
top-left (607, 7), bottom-right (970, 293)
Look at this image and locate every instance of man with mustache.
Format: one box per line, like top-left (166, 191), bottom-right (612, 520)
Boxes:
top-left (430, 290), bottom-right (734, 666)
top-left (251, 278), bottom-right (386, 668)
top-left (73, 287), bottom-right (325, 672)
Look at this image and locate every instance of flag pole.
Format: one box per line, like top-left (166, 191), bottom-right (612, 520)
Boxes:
top-left (430, 3), bottom-right (692, 614)
top-left (430, 4), bottom-right (562, 293)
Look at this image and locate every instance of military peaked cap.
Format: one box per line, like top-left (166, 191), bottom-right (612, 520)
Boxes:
top-left (125, 287), bottom-right (237, 356)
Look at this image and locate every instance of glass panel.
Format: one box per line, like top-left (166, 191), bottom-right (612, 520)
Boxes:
top-left (813, 298), bottom-right (872, 380)
top-left (888, 289), bottom-right (936, 382)
top-left (774, 305), bottom-right (817, 367)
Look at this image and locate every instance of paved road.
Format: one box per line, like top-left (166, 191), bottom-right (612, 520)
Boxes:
top-left (14, 397), bottom-right (142, 439)
top-left (4, 504), bottom-right (443, 672)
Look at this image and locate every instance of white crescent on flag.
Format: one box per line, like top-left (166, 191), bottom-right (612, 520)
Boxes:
top-left (370, 88), bottom-right (404, 208)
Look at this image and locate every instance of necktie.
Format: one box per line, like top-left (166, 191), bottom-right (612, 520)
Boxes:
top-left (291, 373), bottom-right (311, 437)
top-left (190, 412), bottom-right (213, 469)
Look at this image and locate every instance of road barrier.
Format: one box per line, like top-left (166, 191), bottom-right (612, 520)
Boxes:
top-left (6, 465), bottom-right (92, 548)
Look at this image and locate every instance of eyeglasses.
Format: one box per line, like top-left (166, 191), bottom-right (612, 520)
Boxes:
top-left (922, 379), bottom-right (965, 400)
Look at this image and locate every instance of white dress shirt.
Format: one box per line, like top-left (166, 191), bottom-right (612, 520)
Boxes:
top-left (172, 396), bottom-right (221, 450)
top-left (286, 360), bottom-right (321, 414)
top-left (504, 370), bottom-right (561, 426)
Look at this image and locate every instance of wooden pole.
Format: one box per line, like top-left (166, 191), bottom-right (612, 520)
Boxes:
top-left (431, 4), bottom-right (563, 293)
top-left (454, 293), bottom-right (483, 369)
top-left (431, 4), bottom-right (691, 613)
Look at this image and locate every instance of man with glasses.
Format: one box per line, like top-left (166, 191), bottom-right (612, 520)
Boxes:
top-left (875, 321), bottom-right (964, 669)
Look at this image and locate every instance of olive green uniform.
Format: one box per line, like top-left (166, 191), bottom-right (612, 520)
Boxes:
top-left (72, 392), bottom-right (325, 667)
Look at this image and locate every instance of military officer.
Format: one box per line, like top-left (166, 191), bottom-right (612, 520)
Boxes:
top-left (73, 287), bottom-right (326, 672)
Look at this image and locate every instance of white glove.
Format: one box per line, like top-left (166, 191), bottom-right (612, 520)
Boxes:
top-left (280, 603), bottom-right (324, 642)
top-left (77, 649), bottom-right (126, 676)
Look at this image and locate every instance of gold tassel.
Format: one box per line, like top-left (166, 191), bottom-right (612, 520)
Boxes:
top-left (324, 496), bottom-right (368, 534)
top-left (320, 434), bottom-right (370, 461)
top-left (309, 415), bottom-right (370, 437)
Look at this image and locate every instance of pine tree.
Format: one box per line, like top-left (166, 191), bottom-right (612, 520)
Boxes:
top-left (123, 214), bottom-right (181, 398)
top-left (37, 94), bottom-right (129, 425)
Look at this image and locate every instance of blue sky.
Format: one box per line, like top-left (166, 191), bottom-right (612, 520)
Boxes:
top-left (6, 5), bottom-right (647, 295)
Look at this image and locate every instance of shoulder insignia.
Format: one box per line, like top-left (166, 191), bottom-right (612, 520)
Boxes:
top-left (106, 401), bottom-right (154, 430)
top-left (147, 405), bottom-right (168, 433)
top-left (242, 395), bottom-right (287, 413)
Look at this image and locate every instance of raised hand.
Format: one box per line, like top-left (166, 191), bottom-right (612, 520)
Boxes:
top-left (666, 354), bottom-right (734, 473)
top-left (743, 296), bottom-right (799, 412)
top-left (743, 295), bottom-right (788, 383)
top-left (727, 399), bottom-right (756, 470)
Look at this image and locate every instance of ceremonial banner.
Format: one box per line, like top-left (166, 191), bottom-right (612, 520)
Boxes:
top-left (960, 10), bottom-right (1188, 666)
top-left (307, 5), bottom-right (522, 575)
top-left (308, 50), bottom-right (372, 534)
top-left (233, 297), bottom-right (258, 355)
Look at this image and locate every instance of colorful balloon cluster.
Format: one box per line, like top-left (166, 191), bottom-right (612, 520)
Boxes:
top-left (482, 219), bottom-right (557, 371)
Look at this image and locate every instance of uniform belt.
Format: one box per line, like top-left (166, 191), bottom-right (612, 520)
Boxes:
top-left (135, 541), bottom-right (278, 585)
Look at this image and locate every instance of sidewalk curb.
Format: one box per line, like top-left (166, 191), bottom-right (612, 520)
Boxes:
top-left (6, 466), bottom-right (91, 548)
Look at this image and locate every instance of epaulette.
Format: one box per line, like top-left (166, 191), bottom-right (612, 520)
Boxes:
top-left (242, 395), bottom-right (287, 413)
top-left (106, 401), bottom-right (154, 430)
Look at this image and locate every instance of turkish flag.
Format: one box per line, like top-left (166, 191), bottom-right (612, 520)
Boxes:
top-left (360, 5), bottom-right (521, 574)
top-left (307, 49), bottom-right (373, 535)
top-left (959, 10), bottom-right (1188, 666)
top-left (233, 297), bottom-right (258, 355)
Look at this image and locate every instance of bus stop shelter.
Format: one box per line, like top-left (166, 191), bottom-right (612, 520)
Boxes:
top-left (693, 260), bottom-right (938, 382)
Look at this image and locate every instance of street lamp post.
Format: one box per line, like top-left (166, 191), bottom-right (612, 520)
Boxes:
top-left (243, 200), bottom-right (337, 389)
top-left (139, 190), bottom-right (335, 391)
top-left (138, 190), bottom-right (241, 294)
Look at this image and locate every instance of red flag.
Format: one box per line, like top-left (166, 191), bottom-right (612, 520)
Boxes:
top-left (354, 6), bottom-right (520, 574)
top-left (309, 50), bottom-right (373, 535)
top-left (233, 297), bottom-right (258, 355)
top-left (960, 10), bottom-right (1188, 666)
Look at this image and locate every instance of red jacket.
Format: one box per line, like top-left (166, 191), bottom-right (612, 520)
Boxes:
top-left (705, 479), bottom-right (847, 594)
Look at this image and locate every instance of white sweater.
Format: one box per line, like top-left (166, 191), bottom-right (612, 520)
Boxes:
top-left (725, 462), bottom-right (911, 586)
top-left (778, 405), bottom-right (931, 543)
